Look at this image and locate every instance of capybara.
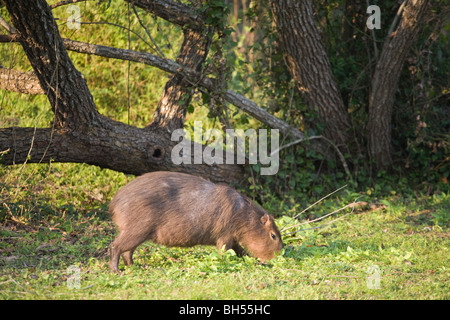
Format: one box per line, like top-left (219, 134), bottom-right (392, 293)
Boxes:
top-left (109, 171), bottom-right (283, 272)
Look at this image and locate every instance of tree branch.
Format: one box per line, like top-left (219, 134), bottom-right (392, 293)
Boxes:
top-left (50, 0), bottom-right (89, 10)
top-left (0, 67), bottom-right (44, 95)
top-left (125, 0), bottom-right (205, 29)
top-left (1, 36), bottom-right (307, 142)
top-left (0, 15), bottom-right (16, 33)
top-left (387, 1), bottom-right (407, 38)
top-left (0, 123), bottom-right (244, 183)
top-left (149, 26), bottom-right (212, 133)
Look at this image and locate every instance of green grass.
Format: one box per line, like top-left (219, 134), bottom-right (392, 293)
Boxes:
top-left (1, 163), bottom-right (448, 300)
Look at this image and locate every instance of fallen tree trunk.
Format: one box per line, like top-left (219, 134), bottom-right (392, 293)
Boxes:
top-left (1, 0), bottom-right (243, 184)
top-left (0, 120), bottom-right (243, 183)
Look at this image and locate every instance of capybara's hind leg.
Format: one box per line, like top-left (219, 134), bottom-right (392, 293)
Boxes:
top-left (109, 232), bottom-right (130, 272)
top-left (122, 250), bottom-right (134, 266)
top-left (109, 242), bottom-right (122, 273)
top-left (110, 231), bottom-right (147, 272)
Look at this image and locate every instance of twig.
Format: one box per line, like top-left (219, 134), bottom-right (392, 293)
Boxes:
top-left (283, 199), bottom-right (362, 236)
top-left (0, 15), bottom-right (16, 34)
top-left (387, 1), bottom-right (407, 38)
top-left (282, 200), bottom-right (357, 233)
top-left (323, 275), bottom-right (360, 279)
top-left (0, 290), bottom-right (31, 295)
top-left (127, 2), bottom-right (132, 126)
top-left (271, 135), bottom-right (352, 179)
top-left (0, 279), bottom-right (14, 286)
top-left (50, 0), bottom-right (89, 10)
top-left (270, 135), bottom-right (323, 156)
top-left (319, 135), bottom-right (352, 179)
top-left (9, 277), bottom-right (37, 296)
top-left (366, 0), bottom-right (379, 61)
top-left (132, 4), bottom-right (167, 59)
top-left (285, 199), bottom-right (356, 240)
top-left (54, 19), bottom-right (156, 54)
top-left (280, 184), bottom-right (348, 232)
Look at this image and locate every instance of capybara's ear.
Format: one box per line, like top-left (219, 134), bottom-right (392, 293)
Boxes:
top-left (260, 213), bottom-right (269, 225)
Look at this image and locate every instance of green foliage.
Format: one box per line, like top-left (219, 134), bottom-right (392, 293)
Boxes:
top-left (237, 0), bottom-right (448, 205)
top-left (2, 1), bottom-right (447, 199)
top-left (57, 1), bottom-right (182, 128)
top-left (202, 0), bottom-right (231, 36)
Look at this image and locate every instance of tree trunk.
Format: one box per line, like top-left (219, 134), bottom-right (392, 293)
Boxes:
top-left (367, 0), bottom-right (429, 170)
top-left (150, 28), bottom-right (212, 134)
top-left (1, 0), bottom-right (243, 184)
top-left (270, 0), bottom-right (352, 148)
top-left (4, 0), bottom-right (99, 132)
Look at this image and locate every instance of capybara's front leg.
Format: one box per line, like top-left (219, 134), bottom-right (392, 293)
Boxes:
top-left (216, 238), bottom-right (234, 253)
top-left (216, 238), bottom-right (247, 257)
top-left (232, 243), bottom-right (248, 257)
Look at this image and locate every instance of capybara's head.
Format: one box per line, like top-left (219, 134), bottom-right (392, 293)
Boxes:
top-left (239, 205), bottom-right (284, 262)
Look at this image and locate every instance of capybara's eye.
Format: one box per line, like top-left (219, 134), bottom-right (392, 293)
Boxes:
top-left (271, 232), bottom-right (277, 240)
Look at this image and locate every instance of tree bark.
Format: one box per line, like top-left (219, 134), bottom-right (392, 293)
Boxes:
top-left (367, 0), bottom-right (429, 170)
top-left (0, 124), bottom-right (243, 183)
top-left (126, 0), bottom-right (212, 134)
top-left (126, 0), bottom-right (205, 29)
top-left (0, 67), bottom-right (44, 95)
top-left (1, 0), bottom-right (243, 184)
top-left (149, 28), bottom-right (212, 134)
top-left (270, 0), bottom-right (352, 148)
top-left (5, 0), bottom-right (99, 131)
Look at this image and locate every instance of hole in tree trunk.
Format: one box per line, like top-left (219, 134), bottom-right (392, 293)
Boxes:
top-left (148, 145), bottom-right (164, 162)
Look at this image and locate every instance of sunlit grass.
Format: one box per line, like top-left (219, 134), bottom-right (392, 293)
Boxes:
top-left (1, 163), bottom-right (448, 300)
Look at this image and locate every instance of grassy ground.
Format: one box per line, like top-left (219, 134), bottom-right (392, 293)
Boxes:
top-left (0, 163), bottom-right (449, 300)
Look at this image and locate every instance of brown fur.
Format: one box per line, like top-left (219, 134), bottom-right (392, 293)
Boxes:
top-left (108, 171), bottom-right (283, 272)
